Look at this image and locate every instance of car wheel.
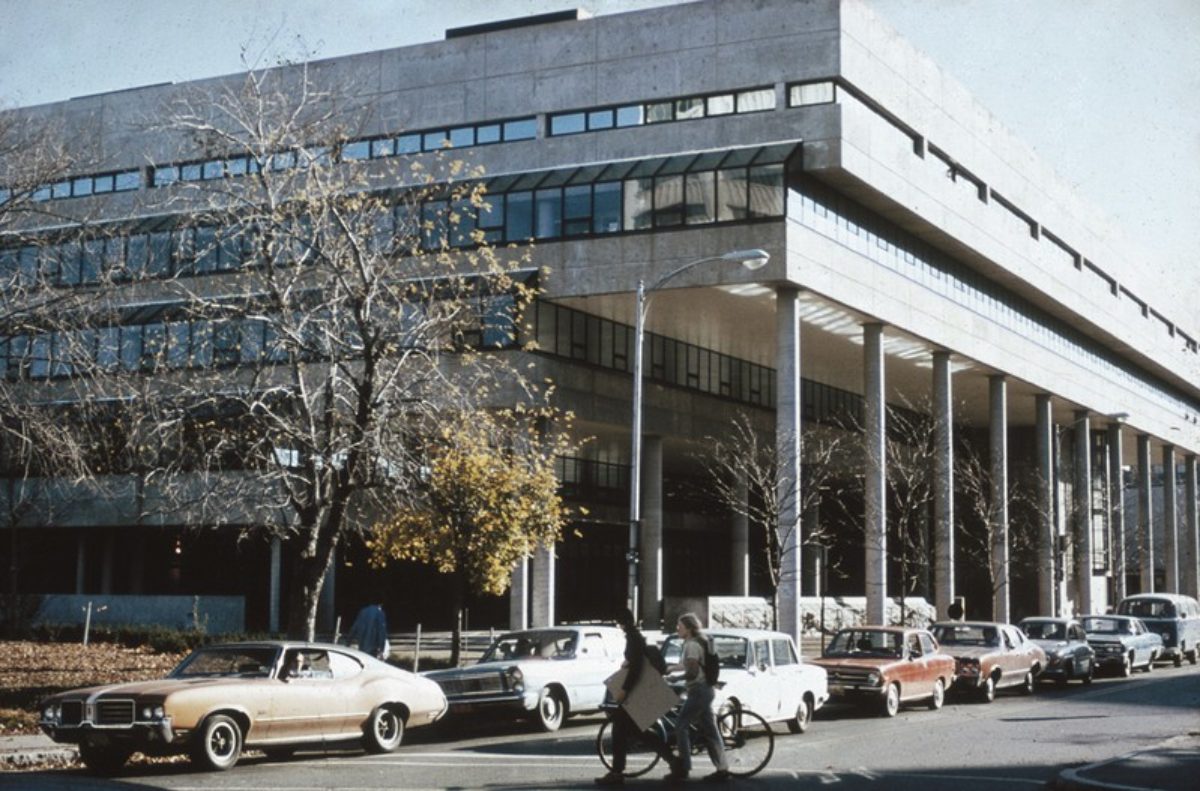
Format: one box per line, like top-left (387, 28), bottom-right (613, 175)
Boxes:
top-left (1120, 654), bottom-right (1133, 678)
top-left (1143, 655), bottom-right (1154, 673)
top-left (880, 682), bottom-right (900, 718)
top-left (979, 675), bottom-right (996, 703)
top-left (1173, 652), bottom-right (1183, 668)
top-left (927, 678), bottom-right (945, 711)
top-left (1019, 671), bottom-right (1034, 695)
top-left (363, 705), bottom-right (404, 753)
top-left (1188, 648), bottom-right (1198, 665)
top-left (191, 714), bottom-right (243, 771)
top-left (787, 697), bottom-right (813, 733)
top-left (535, 686), bottom-right (566, 732)
top-left (78, 741), bottom-right (132, 775)
top-left (1082, 659), bottom-right (1094, 685)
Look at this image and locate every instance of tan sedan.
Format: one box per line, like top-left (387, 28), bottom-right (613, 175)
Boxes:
top-left (38, 641), bottom-right (447, 773)
top-left (931, 621), bottom-right (1046, 701)
top-left (811, 626), bottom-right (956, 717)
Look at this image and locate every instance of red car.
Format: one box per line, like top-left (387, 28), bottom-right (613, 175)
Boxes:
top-left (811, 626), bottom-right (956, 717)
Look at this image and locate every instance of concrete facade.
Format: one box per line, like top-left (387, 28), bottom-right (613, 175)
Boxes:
top-left (3, 0), bottom-right (1199, 636)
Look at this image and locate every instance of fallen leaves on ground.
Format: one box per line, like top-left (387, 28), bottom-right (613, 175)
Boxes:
top-left (0, 641), bottom-right (185, 736)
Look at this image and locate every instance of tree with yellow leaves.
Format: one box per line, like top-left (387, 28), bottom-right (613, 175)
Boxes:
top-left (369, 406), bottom-right (578, 666)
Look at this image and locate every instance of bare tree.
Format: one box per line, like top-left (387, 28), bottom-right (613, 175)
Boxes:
top-left (50, 61), bottom-right (542, 638)
top-left (699, 411), bottom-right (850, 628)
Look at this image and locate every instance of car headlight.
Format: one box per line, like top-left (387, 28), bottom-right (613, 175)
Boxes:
top-left (140, 705), bottom-right (166, 720)
top-left (866, 671), bottom-right (881, 686)
top-left (504, 666), bottom-right (524, 692)
top-left (42, 704), bottom-right (59, 723)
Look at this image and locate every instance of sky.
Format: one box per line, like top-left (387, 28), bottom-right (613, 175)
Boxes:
top-left (1, 0), bottom-right (1196, 319)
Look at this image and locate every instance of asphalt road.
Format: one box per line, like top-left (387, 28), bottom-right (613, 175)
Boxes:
top-left (4, 662), bottom-right (1198, 791)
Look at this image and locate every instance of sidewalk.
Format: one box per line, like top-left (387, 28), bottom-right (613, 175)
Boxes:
top-left (1053, 734), bottom-right (1200, 791)
top-left (0, 734), bottom-right (75, 770)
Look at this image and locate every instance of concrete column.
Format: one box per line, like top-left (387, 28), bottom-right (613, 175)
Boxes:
top-left (1073, 411), bottom-right (1093, 615)
top-left (1162, 446), bottom-right (1179, 592)
top-left (509, 557), bottom-right (529, 630)
top-left (75, 535), bottom-right (87, 594)
top-left (269, 537), bottom-right (282, 635)
top-left (1137, 434), bottom-right (1155, 592)
top-left (1035, 395), bottom-right (1056, 616)
top-left (989, 375), bottom-right (1009, 622)
top-left (933, 351), bottom-right (955, 619)
top-left (1109, 425), bottom-right (1127, 603)
top-left (531, 545), bottom-right (556, 627)
top-left (1185, 456), bottom-right (1199, 598)
top-left (775, 287), bottom-right (803, 640)
top-left (863, 323), bottom-right (887, 624)
top-left (731, 472), bottom-right (750, 597)
top-left (639, 435), bottom-right (664, 628)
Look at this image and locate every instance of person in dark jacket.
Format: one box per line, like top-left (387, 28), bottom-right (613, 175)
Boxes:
top-left (595, 608), bottom-right (679, 786)
top-left (346, 602), bottom-right (389, 659)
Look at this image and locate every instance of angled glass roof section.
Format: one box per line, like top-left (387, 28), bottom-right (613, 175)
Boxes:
top-left (476, 141), bottom-right (801, 198)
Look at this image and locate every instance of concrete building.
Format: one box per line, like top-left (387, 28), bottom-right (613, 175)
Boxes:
top-left (2, 0), bottom-right (1198, 637)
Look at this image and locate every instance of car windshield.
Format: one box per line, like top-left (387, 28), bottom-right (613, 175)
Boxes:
top-left (661, 635), bottom-right (749, 669)
top-left (171, 646), bottom-right (279, 678)
top-left (824, 630), bottom-right (903, 658)
top-left (482, 630), bottom-right (578, 661)
top-left (1082, 617), bottom-right (1132, 635)
top-left (932, 624), bottom-right (1000, 647)
top-left (1117, 599), bottom-right (1175, 618)
top-left (1021, 621), bottom-right (1065, 640)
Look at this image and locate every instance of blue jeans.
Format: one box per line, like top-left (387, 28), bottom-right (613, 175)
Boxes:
top-left (676, 683), bottom-right (727, 773)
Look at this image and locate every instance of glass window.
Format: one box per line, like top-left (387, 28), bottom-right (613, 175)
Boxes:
top-left (217, 228), bottom-right (242, 270)
top-left (685, 171), bottom-right (716, 224)
top-left (615, 105), bottom-right (643, 127)
top-left (115, 170), bottom-right (140, 190)
top-left (717, 168), bottom-right (748, 221)
top-left (213, 321), bottom-right (240, 366)
top-left (707, 94), bottom-right (734, 115)
top-left (563, 185), bottom-right (591, 236)
top-left (79, 239), bottom-right (101, 284)
top-left (502, 118), bottom-right (537, 140)
top-left (194, 226), bottom-right (218, 272)
top-left (593, 181), bottom-right (621, 234)
top-left (148, 231), bottom-right (172, 275)
top-left (534, 188), bottom-right (562, 238)
top-left (341, 140), bottom-right (370, 160)
top-left (654, 174), bottom-right (684, 227)
top-left (675, 97), bottom-right (705, 120)
top-left (181, 163), bottom-right (202, 181)
top-left (645, 102), bottom-right (673, 123)
top-left (50, 181), bottom-right (71, 199)
top-left (423, 131), bottom-right (448, 151)
top-left (395, 134), bottom-right (421, 154)
top-left (93, 174), bottom-right (115, 193)
top-left (587, 109), bottom-right (614, 130)
top-left (72, 177), bottom-right (93, 197)
top-left (550, 113), bottom-right (586, 136)
top-left (421, 200), bottom-right (449, 249)
top-left (449, 126), bottom-right (475, 148)
top-left (226, 157), bottom-right (248, 176)
top-left (505, 191), bottom-right (533, 240)
top-left (269, 150), bottom-right (296, 171)
top-left (477, 195), bottom-right (504, 243)
top-left (623, 178), bottom-right (653, 230)
top-left (119, 326), bottom-right (141, 372)
top-left (789, 81), bottom-right (835, 106)
top-left (736, 87), bottom-right (776, 113)
top-left (96, 327), bottom-right (119, 371)
top-left (449, 198), bottom-right (476, 248)
top-left (748, 163), bottom-right (784, 217)
top-left (167, 323), bottom-right (191, 368)
top-left (476, 124), bottom-right (501, 145)
top-left (370, 137), bottom-right (396, 158)
top-left (202, 160), bottom-right (224, 179)
top-left (126, 234), bottom-right (148, 278)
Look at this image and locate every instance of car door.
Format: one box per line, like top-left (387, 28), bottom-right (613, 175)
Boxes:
top-left (901, 632), bottom-right (932, 698)
top-left (743, 639), bottom-right (777, 717)
top-left (998, 627), bottom-right (1023, 684)
top-left (571, 631), bottom-right (614, 711)
top-left (762, 637), bottom-right (804, 721)
top-left (270, 649), bottom-right (342, 743)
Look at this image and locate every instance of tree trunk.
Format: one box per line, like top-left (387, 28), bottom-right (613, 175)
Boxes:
top-left (285, 535), bottom-right (337, 640)
top-left (449, 573), bottom-right (465, 667)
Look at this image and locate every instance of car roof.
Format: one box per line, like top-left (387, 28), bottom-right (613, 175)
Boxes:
top-left (831, 625), bottom-right (912, 635)
top-left (200, 641), bottom-right (374, 657)
top-left (933, 621), bottom-right (1007, 628)
top-left (1019, 617), bottom-right (1073, 624)
top-left (695, 628), bottom-right (792, 640)
top-left (1082, 614), bottom-right (1136, 621)
top-left (1120, 593), bottom-right (1196, 603)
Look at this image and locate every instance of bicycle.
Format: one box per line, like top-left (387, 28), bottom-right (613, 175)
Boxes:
top-left (595, 685), bottom-right (775, 778)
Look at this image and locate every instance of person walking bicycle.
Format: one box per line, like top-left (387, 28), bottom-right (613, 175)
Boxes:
top-left (595, 608), bottom-right (679, 786)
top-left (669, 613), bottom-right (729, 782)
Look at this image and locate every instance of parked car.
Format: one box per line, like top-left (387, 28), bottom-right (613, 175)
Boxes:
top-left (809, 626), bottom-right (956, 717)
top-left (1081, 615), bottom-right (1163, 676)
top-left (1018, 617), bottom-right (1096, 685)
top-left (661, 628), bottom-right (828, 732)
top-left (38, 641), bottom-right (446, 774)
top-left (1115, 593), bottom-right (1200, 667)
top-left (423, 625), bottom-right (624, 731)
top-left (931, 621), bottom-right (1045, 701)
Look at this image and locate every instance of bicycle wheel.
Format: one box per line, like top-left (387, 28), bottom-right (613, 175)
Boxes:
top-left (595, 718), bottom-right (665, 778)
top-left (717, 708), bottom-right (774, 778)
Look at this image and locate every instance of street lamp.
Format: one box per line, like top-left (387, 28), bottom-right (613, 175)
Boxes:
top-left (627, 248), bottom-right (771, 617)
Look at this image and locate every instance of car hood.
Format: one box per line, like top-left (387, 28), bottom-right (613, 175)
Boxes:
top-left (939, 645), bottom-right (998, 660)
top-left (811, 656), bottom-right (896, 672)
top-left (1086, 635), bottom-right (1129, 645)
top-left (43, 676), bottom-right (269, 703)
top-left (424, 661), bottom-right (521, 680)
top-left (1031, 640), bottom-right (1071, 651)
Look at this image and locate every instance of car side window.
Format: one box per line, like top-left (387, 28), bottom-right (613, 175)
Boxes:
top-left (772, 638), bottom-right (797, 666)
top-left (907, 634), bottom-right (922, 657)
top-left (327, 651), bottom-right (363, 679)
top-left (1002, 629), bottom-right (1015, 650)
top-left (754, 640), bottom-right (770, 669)
top-left (919, 633), bottom-right (936, 655)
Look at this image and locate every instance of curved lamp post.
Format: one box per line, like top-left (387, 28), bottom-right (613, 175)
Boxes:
top-left (627, 248), bottom-right (771, 617)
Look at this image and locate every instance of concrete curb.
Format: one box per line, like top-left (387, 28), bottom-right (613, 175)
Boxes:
top-left (0, 744), bottom-right (77, 770)
top-left (1051, 735), bottom-right (1200, 791)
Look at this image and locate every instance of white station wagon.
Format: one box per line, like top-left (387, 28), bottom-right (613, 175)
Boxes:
top-left (662, 628), bottom-right (828, 733)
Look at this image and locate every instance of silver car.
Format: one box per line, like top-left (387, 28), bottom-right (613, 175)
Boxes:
top-left (424, 625), bottom-right (624, 731)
